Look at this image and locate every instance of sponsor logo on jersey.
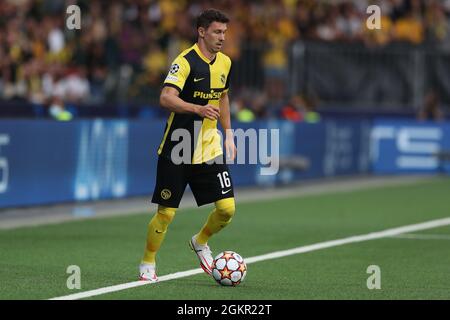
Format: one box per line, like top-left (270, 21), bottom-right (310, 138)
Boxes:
top-left (193, 90), bottom-right (223, 100)
top-left (165, 75), bottom-right (178, 82)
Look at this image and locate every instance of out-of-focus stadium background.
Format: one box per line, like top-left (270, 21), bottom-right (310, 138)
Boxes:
top-left (1, 0), bottom-right (450, 117)
top-left (1, 0), bottom-right (450, 301)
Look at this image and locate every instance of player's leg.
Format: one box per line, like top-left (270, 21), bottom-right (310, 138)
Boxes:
top-left (140, 156), bottom-right (187, 281)
top-left (142, 205), bottom-right (177, 264)
top-left (189, 198), bottom-right (235, 275)
top-left (189, 157), bottom-right (235, 274)
top-left (140, 205), bottom-right (176, 281)
top-left (195, 197), bottom-right (235, 245)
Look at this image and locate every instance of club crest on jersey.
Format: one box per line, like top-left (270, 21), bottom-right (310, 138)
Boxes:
top-left (169, 64), bottom-right (179, 74)
top-left (161, 189), bottom-right (172, 200)
top-left (220, 74), bottom-right (226, 85)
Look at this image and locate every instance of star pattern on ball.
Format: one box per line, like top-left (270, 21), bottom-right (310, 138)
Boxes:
top-left (223, 252), bottom-right (234, 260)
top-left (239, 264), bottom-right (246, 273)
top-left (220, 267), bottom-right (232, 279)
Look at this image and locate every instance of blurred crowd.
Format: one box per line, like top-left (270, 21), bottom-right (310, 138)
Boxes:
top-left (0, 0), bottom-right (449, 121)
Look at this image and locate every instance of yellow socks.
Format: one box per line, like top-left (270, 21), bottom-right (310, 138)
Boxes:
top-left (142, 198), bottom-right (235, 264)
top-left (142, 206), bottom-right (176, 264)
top-left (196, 197), bottom-right (235, 245)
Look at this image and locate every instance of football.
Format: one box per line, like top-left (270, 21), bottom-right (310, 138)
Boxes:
top-left (211, 251), bottom-right (247, 286)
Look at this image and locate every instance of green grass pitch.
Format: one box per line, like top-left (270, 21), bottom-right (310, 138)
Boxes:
top-left (0, 177), bottom-right (449, 300)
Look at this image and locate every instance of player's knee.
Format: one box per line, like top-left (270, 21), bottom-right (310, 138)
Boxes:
top-left (156, 205), bottom-right (176, 225)
top-left (215, 198), bottom-right (235, 221)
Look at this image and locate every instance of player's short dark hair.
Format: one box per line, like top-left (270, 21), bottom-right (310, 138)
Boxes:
top-left (196, 9), bottom-right (229, 30)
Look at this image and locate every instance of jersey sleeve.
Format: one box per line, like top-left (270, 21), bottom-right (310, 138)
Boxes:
top-left (163, 56), bottom-right (190, 92)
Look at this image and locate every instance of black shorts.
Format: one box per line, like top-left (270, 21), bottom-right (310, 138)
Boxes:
top-left (151, 155), bottom-right (235, 208)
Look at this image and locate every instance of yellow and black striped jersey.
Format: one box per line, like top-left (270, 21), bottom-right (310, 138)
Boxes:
top-left (158, 43), bottom-right (232, 164)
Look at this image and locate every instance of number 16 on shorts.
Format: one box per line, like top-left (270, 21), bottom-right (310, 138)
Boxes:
top-left (217, 171), bottom-right (232, 195)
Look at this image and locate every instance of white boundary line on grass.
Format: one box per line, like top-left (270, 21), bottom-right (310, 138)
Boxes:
top-left (390, 233), bottom-right (450, 240)
top-left (49, 216), bottom-right (450, 300)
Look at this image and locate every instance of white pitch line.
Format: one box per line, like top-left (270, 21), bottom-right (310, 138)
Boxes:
top-left (390, 233), bottom-right (450, 240)
top-left (49, 269), bottom-right (206, 301)
top-left (49, 216), bottom-right (450, 300)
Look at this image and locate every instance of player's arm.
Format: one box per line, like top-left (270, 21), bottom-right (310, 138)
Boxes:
top-left (161, 56), bottom-right (219, 120)
top-left (160, 87), bottom-right (220, 120)
top-left (219, 91), bottom-right (236, 161)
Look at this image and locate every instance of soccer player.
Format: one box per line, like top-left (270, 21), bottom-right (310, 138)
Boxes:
top-left (139, 9), bottom-right (237, 281)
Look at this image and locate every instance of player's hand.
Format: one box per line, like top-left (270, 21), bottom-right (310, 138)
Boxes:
top-left (196, 104), bottom-right (220, 120)
top-left (225, 134), bottom-right (236, 162)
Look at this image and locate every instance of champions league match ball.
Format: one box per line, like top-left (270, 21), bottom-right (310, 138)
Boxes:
top-left (211, 251), bottom-right (247, 286)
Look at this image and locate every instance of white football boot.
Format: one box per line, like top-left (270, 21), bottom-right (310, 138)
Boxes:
top-left (139, 263), bottom-right (158, 282)
top-left (189, 235), bottom-right (213, 275)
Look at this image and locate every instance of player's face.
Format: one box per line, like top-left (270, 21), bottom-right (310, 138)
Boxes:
top-left (202, 22), bottom-right (227, 53)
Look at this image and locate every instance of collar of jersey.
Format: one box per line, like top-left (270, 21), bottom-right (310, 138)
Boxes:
top-left (193, 43), bottom-right (216, 64)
